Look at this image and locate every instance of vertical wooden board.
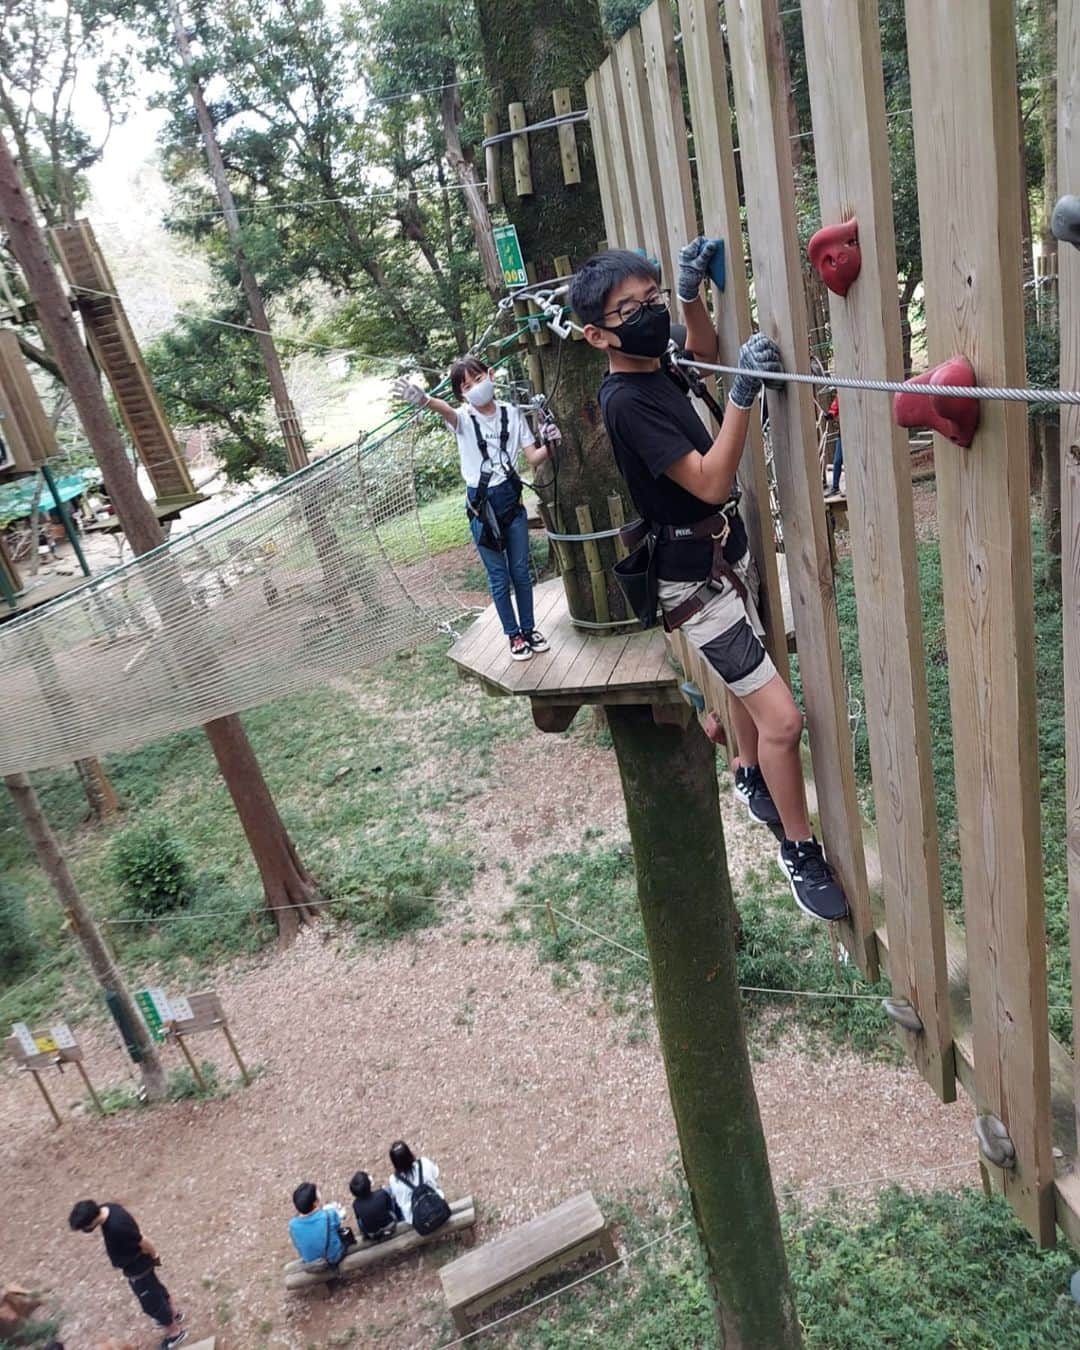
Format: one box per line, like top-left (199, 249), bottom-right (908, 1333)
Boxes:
top-left (584, 74), bottom-right (622, 246)
top-left (614, 28), bottom-right (667, 273)
top-left (639, 0), bottom-right (697, 293)
top-left (598, 56), bottom-right (644, 249)
top-left (0, 330), bottom-right (56, 465)
top-left (906, 0), bottom-right (1052, 1242)
top-left (1059, 0), bottom-right (1080, 1159)
top-left (678, 0), bottom-right (789, 684)
top-left (800, 0), bottom-right (953, 1101)
top-left (724, 0), bottom-right (875, 978)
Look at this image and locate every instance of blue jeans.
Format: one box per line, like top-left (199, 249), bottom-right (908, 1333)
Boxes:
top-left (831, 436), bottom-right (843, 494)
top-left (467, 481), bottom-right (534, 636)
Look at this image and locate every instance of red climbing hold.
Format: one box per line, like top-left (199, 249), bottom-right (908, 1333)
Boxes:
top-left (807, 220), bottom-right (861, 296)
top-left (893, 355), bottom-right (980, 448)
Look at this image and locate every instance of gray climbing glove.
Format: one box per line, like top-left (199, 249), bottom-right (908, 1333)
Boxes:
top-left (677, 236), bottom-right (717, 303)
top-left (392, 376), bottom-right (429, 408)
top-left (729, 333), bottom-right (784, 410)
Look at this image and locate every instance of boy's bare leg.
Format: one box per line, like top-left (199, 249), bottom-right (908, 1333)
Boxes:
top-left (736, 675), bottom-right (812, 841)
top-left (727, 692), bottom-right (759, 771)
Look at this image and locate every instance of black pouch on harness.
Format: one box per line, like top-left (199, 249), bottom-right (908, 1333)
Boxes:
top-left (613, 525), bottom-right (659, 629)
top-left (468, 471), bottom-right (506, 551)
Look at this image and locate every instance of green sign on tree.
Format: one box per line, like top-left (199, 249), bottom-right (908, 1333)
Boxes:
top-left (493, 224), bottom-right (527, 288)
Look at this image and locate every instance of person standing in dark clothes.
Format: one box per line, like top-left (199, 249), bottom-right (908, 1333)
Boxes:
top-left (349, 1171), bottom-right (400, 1241)
top-left (68, 1200), bottom-right (186, 1350)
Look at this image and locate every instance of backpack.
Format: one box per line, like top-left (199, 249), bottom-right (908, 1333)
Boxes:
top-left (398, 1161), bottom-right (451, 1236)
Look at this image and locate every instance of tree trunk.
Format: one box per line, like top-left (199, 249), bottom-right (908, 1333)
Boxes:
top-left (0, 126), bottom-right (320, 945)
top-left (607, 706), bottom-right (802, 1347)
top-left (1038, 0), bottom-right (1058, 262)
top-left (4, 772), bottom-right (168, 1102)
top-left (75, 757), bottom-right (121, 821)
top-left (27, 470), bottom-right (43, 576)
top-left (1041, 418), bottom-right (1062, 591)
top-left (167, 0), bottom-right (308, 471)
top-left (439, 73), bottom-right (504, 302)
top-left (475, 0), bottom-right (631, 626)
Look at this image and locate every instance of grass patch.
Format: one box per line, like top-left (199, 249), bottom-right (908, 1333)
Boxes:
top-left (416, 491), bottom-right (471, 555)
top-left (832, 520), bottom-right (1071, 1040)
top-left (0, 638), bottom-right (534, 1026)
top-left (498, 1184), bottom-right (1080, 1348)
top-left (91, 1058), bottom-right (248, 1115)
top-left (511, 839), bottom-right (895, 1057)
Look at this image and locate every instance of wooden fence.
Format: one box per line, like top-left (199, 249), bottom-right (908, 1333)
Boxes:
top-left (577, 0), bottom-right (1078, 1249)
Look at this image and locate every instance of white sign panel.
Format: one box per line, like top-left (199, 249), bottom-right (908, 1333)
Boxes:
top-left (168, 996), bottom-right (193, 1024)
top-left (11, 1022), bottom-right (37, 1056)
top-left (50, 1023), bottom-right (77, 1050)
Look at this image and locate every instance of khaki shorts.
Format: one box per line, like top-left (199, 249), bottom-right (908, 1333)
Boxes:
top-left (658, 552), bottom-right (777, 698)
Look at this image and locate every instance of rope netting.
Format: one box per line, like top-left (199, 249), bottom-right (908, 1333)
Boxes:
top-left (0, 418), bottom-right (464, 775)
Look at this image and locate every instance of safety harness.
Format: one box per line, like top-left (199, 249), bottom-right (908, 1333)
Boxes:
top-left (466, 405), bottom-right (523, 551)
top-left (612, 352), bottom-right (748, 631)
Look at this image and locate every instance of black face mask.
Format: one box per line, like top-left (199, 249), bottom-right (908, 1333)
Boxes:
top-left (601, 304), bottom-right (671, 359)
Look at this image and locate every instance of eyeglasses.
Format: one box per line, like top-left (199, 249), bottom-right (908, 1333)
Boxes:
top-left (602, 288), bottom-right (671, 327)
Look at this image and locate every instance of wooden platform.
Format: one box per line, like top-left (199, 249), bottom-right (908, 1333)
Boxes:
top-left (448, 578), bottom-right (681, 730)
top-left (0, 574), bottom-right (86, 622)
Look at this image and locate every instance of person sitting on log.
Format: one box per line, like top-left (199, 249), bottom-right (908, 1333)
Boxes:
top-left (386, 1140), bottom-right (449, 1233)
top-left (348, 1170), bottom-right (400, 1242)
top-left (570, 243), bottom-right (849, 924)
top-left (393, 360), bottom-right (550, 663)
top-left (287, 1182), bottom-right (354, 1271)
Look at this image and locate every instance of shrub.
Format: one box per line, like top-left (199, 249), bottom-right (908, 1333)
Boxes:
top-left (0, 878), bottom-right (34, 975)
top-left (110, 817), bottom-right (193, 917)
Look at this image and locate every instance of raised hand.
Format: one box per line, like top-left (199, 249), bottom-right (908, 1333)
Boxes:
top-left (676, 236), bottom-right (718, 303)
top-left (391, 376), bottom-right (429, 408)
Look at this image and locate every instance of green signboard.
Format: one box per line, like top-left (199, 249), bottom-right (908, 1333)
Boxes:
top-left (493, 224), bottom-right (528, 288)
top-left (135, 987), bottom-right (171, 1043)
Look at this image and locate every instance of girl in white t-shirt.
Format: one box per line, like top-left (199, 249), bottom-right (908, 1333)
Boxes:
top-left (393, 358), bottom-right (550, 662)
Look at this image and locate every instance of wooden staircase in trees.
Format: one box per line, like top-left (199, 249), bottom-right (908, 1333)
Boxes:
top-left (49, 220), bottom-right (197, 504)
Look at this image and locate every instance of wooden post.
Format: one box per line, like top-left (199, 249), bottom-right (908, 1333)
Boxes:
top-left (607, 494), bottom-right (628, 561)
top-left (584, 73), bottom-right (622, 246)
top-left (906, 0), bottom-right (1053, 1244)
top-left (175, 1033), bottom-right (207, 1091)
top-left (508, 102), bottom-right (533, 197)
top-left (800, 0), bottom-right (953, 1102)
top-left (606, 706), bottom-right (801, 1348)
top-left (545, 901), bottom-right (559, 939)
top-left (551, 88), bottom-right (581, 185)
top-left (678, 0), bottom-right (788, 684)
top-left (483, 112), bottom-right (503, 206)
top-left (73, 1058), bottom-right (104, 1114)
top-left (724, 0), bottom-right (876, 978)
top-left (1059, 0), bottom-right (1080, 1166)
top-left (553, 255), bottom-right (582, 339)
top-left (639, 0), bottom-right (697, 293)
top-left (29, 1069), bottom-right (63, 1128)
top-left (575, 505), bottom-right (610, 624)
top-left (524, 262), bottom-right (550, 347)
top-left (597, 57), bottom-right (643, 248)
top-left (614, 28), bottom-right (667, 270)
top-left (220, 1023), bottom-right (251, 1086)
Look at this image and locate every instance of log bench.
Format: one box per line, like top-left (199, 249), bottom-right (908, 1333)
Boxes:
top-left (283, 1195), bottom-right (476, 1296)
top-left (439, 1190), bottom-right (616, 1334)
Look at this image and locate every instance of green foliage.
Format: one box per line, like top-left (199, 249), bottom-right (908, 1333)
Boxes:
top-left (413, 420), bottom-right (465, 503)
top-left (503, 1185), bottom-right (1080, 1349)
top-left (601, 0), bottom-right (650, 40)
top-left (512, 840), bottom-right (895, 1055)
top-left (109, 817), bottom-right (194, 918)
top-left (0, 1311), bottom-right (64, 1348)
top-left (0, 878), bottom-right (34, 975)
top-left (92, 1059), bottom-right (231, 1115)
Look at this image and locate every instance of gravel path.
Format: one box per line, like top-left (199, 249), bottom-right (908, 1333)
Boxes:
top-left (0, 703), bottom-right (977, 1349)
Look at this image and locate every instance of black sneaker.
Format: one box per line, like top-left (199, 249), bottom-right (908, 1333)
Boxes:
top-left (509, 633), bottom-right (533, 661)
top-left (160, 1332), bottom-right (187, 1350)
top-left (777, 838), bottom-right (849, 922)
top-left (733, 765), bottom-right (781, 828)
top-left (524, 628), bottom-right (550, 652)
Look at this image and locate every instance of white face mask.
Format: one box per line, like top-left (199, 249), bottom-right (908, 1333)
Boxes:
top-left (464, 377), bottom-right (495, 408)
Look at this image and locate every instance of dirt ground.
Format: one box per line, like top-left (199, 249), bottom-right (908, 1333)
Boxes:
top-left (0, 713), bottom-right (979, 1350)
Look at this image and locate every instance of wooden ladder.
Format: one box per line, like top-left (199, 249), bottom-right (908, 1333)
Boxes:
top-left (50, 220), bottom-right (196, 502)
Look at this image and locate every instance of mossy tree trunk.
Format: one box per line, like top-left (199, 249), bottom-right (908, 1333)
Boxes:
top-left (607, 705), bottom-right (803, 1350)
top-left (475, 0), bottom-right (631, 624)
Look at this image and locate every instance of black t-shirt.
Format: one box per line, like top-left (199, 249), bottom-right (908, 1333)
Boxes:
top-left (101, 1204), bottom-right (151, 1277)
top-left (353, 1187), bottom-right (398, 1238)
top-left (599, 368), bottom-right (747, 582)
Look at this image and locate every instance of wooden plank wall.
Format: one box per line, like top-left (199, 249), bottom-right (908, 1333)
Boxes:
top-left (723, 0), bottom-right (876, 978)
top-left (583, 73), bottom-right (621, 248)
top-left (614, 28), bottom-right (667, 271)
top-left (905, 0), bottom-right (1053, 1242)
top-left (638, 0), bottom-right (696, 295)
top-left (799, 2), bottom-right (952, 1101)
top-left (597, 57), bottom-right (641, 249)
top-left (1060, 0), bottom-right (1080, 1169)
top-left (677, 0), bottom-right (789, 683)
